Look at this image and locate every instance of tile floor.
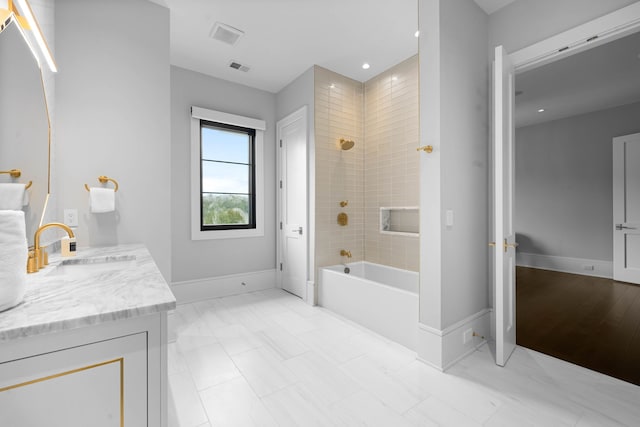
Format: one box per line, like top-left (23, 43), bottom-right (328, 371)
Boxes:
top-left (167, 288), bottom-right (640, 427)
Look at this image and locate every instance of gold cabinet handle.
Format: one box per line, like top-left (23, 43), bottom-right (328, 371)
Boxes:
top-left (417, 145), bottom-right (433, 153)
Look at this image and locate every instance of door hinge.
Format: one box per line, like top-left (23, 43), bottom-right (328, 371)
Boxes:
top-left (279, 180), bottom-right (282, 189)
top-left (280, 221), bottom-right (283, 230)
top-left (280, 263), bottom-right (283, 271)
top-left (280, 139), bottom-right (282, 148)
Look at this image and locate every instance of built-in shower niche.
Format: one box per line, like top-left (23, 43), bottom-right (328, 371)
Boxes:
top-left (380, 207), bottom-right (419, 236)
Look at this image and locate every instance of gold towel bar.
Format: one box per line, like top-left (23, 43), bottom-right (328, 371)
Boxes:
top-left (84, 175), bottom-right (119, 192)
top-left (1, 169), bottom-right (32, 189)
top-left (0, 169), bottom-right (22, 178)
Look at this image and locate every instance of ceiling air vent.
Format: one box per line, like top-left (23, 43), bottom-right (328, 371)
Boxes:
top-left (229, 60), bottom-right (250, 73)
top-left (210, 22), bottom-right (244, 46)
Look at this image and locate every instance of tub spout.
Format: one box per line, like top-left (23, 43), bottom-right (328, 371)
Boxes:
top-left (340, 249), bottom-right (352, 258)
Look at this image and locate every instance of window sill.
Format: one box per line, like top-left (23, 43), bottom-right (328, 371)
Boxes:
top-left (191, 227), bottom-right (264, 240)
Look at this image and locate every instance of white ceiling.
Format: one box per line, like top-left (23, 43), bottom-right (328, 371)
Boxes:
top-left (473, 0), bottom-right (516, 15)
top-left (148, 0), bottom-right (519, 94)
top-left (515, 30), bottom-right (640, 128)
top-left (152, 0), bottom-right (418, 93)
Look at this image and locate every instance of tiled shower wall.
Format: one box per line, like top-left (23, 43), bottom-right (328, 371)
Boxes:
top-left (364, 56), bottom-right (420, 271)
top-left (314, 66), bottom-right (364, 269)
top-left (314, 56), bottom-right (419, 272)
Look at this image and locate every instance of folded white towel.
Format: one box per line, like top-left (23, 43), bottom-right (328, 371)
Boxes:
top-left (89, 187), bottom-right (116, 213)
top-left (0, 183), bottom-right (27, 210)
top-left (0, 210), bottom-right (28, 312)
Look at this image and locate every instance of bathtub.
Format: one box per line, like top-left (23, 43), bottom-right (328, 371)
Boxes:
top-left (319, 262), bottom-right (419, 350)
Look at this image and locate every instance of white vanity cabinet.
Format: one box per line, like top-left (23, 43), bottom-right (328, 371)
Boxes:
top-left (0, 313), bottom-right (168, 427)
top-left (0, 245), bottom-right (176, 427)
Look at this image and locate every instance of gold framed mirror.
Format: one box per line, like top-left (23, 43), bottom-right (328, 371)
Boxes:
top-left (0, 2), bottom-right (53, 246)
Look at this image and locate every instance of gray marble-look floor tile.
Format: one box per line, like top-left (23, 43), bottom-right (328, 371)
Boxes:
top-left (167, 371), bottom-right (208, 427)
top-left (199, 377), bottom-right (278, 427)
top-left (404, 396), bottom-right (482, 427)
top-left (283, 351), bottom-right (362, 407)
top-left (230, 345), bottom-right (298, 397)
top-left (257, 326), bottom-right (310, 360)
top-left (340, 354), bottom-right (424, 414)
top-left (212, 323), bottom-right (264, 356)
top-left (261, 382), bottom-right (337, 427)
top-left (182, 343), bottom-right (240, 391)
top-left (329, 390), bottom-right (420, 427)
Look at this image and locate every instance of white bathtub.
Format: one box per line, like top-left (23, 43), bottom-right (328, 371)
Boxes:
top-left (319, 262), bottom-right (419, 350)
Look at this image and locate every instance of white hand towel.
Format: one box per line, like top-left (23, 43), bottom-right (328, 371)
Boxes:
top-left (0, 210), bottom-right (28, 312)
top-left (0, 183), bottom-right (27, 210)
top-left (22, 187), bottom-right (30, 207)
top-left (89, 187), bottom-right (116, 213)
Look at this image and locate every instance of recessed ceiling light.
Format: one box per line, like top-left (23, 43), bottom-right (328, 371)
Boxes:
top-left (329, 83), bottom-right (336, 89)
top-left (537, 108), bottom-right (545, 113)
top-left (414, 30), bottom-right (420, 38)
top-left (362, 63), bottom-right (370, 70)
top-left (391, 76), bottom-right (398, 81)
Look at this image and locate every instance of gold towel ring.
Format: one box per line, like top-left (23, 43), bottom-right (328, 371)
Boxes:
top-left (84, 175), bottom-right (119, 192)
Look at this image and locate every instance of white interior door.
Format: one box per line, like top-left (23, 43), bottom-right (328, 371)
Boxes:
top-left (493, 45), bottom-right (517, 367)
top-left (613, 132), bottom-right (640, 284)
top-left (277, 107), bottom-right (308, 299)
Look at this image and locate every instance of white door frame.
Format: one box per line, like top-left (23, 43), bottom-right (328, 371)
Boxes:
top-left (491, 2), bottom-right (640, 361)
top-left (613, 132), bottom-right (640, 284)
top-left (276, 106), bottom-right (310, 301)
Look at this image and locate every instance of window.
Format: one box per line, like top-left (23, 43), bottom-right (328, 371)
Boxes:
top-left (200, 121), bottom-right (255, 230)
top-left (191, 107), bottom-right (265, 240)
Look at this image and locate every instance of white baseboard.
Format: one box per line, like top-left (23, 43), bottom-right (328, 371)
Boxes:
top-left (171, 269), bottom-right (276, 304)
top-left (417, 309), bottom-right (491, 371)
top-left (517, 252), bottom-right (612, 279)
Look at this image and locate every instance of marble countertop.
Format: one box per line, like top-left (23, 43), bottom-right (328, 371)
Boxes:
top-left (0, 244), bottom-right (176, 341)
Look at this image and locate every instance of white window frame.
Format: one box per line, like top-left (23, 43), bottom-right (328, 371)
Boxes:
top-left (191, 106), bottom-right (266, 240)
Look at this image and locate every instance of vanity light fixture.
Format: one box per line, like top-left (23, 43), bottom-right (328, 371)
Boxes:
top-left (8, 0), bottom-right (56, 72)
top-left (362, 62), bottom-right (370, 70)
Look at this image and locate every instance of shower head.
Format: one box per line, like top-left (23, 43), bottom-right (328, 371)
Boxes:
top-left (340, 138), bottom-right (355, 151)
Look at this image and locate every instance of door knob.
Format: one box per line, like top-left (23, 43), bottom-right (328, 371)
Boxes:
top-left (489, 239), bottom-right (518, 252)
top-left (616, 224), bottom-right (636, 230)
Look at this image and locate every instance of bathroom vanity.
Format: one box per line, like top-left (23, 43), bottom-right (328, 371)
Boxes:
top-left (0, 244), bottom-right (176, 427)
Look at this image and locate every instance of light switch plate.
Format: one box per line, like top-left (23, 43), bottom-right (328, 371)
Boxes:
top-left (64, 209), bottom-right (78, 227)
top-left (446, 210), bottom-right (454, 227)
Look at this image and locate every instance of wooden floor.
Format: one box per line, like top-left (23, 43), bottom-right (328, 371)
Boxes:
top-left (517, 266), bottom-right (640, 386)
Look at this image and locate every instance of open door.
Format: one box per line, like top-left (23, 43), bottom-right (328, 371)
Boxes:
top-left (277, 107), bottom-right (308, 299)
top-left (492, 45), bottom-right (517, 366)
top-left (613, 133), bottom-right (640, 284)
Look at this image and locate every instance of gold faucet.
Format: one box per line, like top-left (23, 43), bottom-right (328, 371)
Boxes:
top-left (340, 249), bottom-right (352, 259)
top-left (28, 222), bottom-right (75, 273)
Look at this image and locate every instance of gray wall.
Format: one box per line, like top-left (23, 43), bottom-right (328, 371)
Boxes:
top-left (419, 0), bottom-right (489, 330)
top-left (55, 0), bottom-right (171, 280)
top-left (489, 0), bottom-right (637, 52)
top-left (171, 66), bottom-right (277, 282)
top-left (516, 101), bottom-right (640, 261)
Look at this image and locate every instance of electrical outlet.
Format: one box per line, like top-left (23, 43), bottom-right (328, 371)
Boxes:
top-left (463, 328), bottom-right (473, 344)
top-left (64, 209), bottom-right (78, 227)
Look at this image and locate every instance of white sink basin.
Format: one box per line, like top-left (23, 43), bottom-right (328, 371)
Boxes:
top-left (47, 255), bottom-right (137, 277)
